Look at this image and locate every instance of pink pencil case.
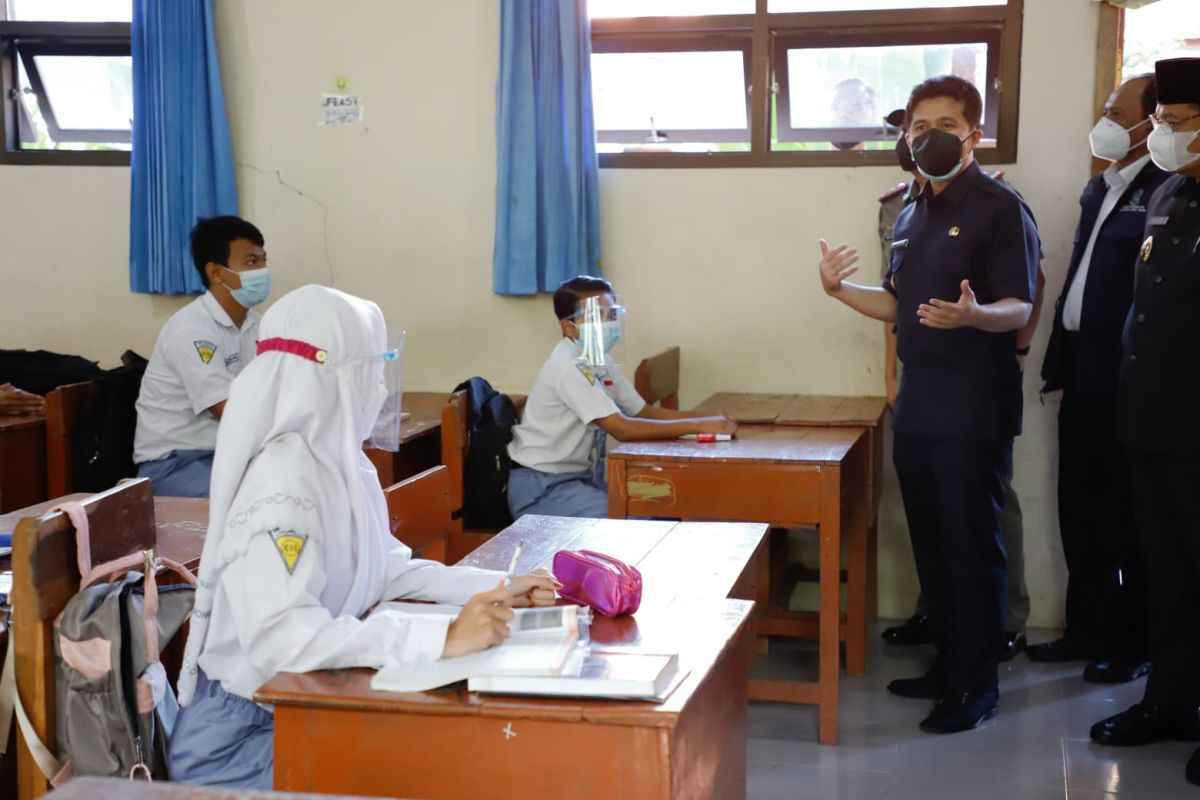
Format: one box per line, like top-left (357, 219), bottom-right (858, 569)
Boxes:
top-left (552, 550), bottom-right (643, 617)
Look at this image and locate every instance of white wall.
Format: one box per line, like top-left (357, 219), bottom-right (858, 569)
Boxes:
top-left (0, 0), bottom-right (1102, 627)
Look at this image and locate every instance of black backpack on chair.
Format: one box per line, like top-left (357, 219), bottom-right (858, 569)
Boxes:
top-left (453, 377), bottom-right (519, 529)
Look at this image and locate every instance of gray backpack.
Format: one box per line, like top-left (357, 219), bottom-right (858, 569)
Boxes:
top-left (54, 549), bottom-right (196, 782)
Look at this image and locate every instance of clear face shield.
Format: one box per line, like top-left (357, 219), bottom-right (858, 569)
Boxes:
top-left (353, 330), bottom-right (406, 452)
top-left (571, 294), bottom-right (627, 370)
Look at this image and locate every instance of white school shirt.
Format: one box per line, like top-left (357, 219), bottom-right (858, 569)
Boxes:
top-left (1062, 154), bottom-right (1153, 331)
top-left (197, 436), bottom-right (504, 701)
top-left (508, 338), bottom-right (646, 474)
top-left (133, 292), bottom-right (260, 463)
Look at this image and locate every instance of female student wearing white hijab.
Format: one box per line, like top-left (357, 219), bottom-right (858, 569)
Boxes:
top-left (169, 285), bottom-right (557, 788)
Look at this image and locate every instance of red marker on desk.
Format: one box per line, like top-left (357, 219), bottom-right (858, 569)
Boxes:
top-left (679, 433), bottom-right (733, 442)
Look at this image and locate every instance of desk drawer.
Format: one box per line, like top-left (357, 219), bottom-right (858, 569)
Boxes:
top-left (618, 461), bottom-right (822, 526)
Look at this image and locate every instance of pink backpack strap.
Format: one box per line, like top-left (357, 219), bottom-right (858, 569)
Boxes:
top-left (49, 501), bottom-right (92, 578)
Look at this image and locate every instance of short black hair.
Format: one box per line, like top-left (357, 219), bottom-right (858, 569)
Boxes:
top-left (190, 216), bottom-right (264, 288)
top-left (552, 275), bottom-right (614, 321)
top-left (905, 75), bottom-right (983, 131)
top-left (1129, 73), bottom-right (1157, 119)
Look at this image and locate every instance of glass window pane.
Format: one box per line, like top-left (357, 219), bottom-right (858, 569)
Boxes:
top-left (592, 50), bottom-right (748, 144)
top-left (7, 0), bottom-right (131, 22)
top-left (770, 0), bottom-right (1002, 11)
top-left (35, 55), bottom-right (132, 131)
top-left (589, 0), bottom-right (753, 19)
top-left (1122, 0), bottom-right (1200, 81)
top-left (780, 42), bottom-right (987, 147)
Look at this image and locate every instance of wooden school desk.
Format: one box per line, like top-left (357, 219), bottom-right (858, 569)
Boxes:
top-left (0, 493), bottom-right (207, 570)
top-left (0, 414), bottom-right (47, 513)
top-left (607, 421), bottom-right (872, 745)
top-left (692, 393), bottom-right (888, 623)
top-left (364, 391), bottom-right (449, 486)
top-left (258, 515), bottom-right (767, 800)
top-left (47, 776), bottom-right (400, 799)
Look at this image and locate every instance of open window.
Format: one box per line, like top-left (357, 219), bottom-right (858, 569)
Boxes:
top-left (589, 0), bottom-right (1024, 168)
top-left (1, 0), bottom-right (132, 165)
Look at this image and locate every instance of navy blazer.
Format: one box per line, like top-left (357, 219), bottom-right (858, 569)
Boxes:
top-left (1042, 160), bottom-right (1170, 395)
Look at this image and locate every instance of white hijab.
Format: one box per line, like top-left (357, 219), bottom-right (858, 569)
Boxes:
top-left (178, 284), bottom-right (394, 705)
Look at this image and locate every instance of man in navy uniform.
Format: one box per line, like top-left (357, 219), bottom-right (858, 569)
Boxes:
top-left (878, 108), bottom-right (1043, 660)
top-left (1034, 73), bottom-right (1167, 683)
top-left (1089, 57), bottom-right (1200, 787)
top-left (817, 76), bottom-right (1039, 733)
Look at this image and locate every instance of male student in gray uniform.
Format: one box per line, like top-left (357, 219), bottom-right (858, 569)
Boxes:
top-left (876, 109), bottom-right (1044, 660)
top-left (507, 275), bottom-right (735, 519)
top-left (133, 217), bottom-right (271, 497)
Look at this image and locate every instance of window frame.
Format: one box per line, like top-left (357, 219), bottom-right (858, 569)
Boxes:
top-left (0, 17), bottom-right (132, 166)
top-left (591, 33), bottom-right (754, 147)
top-left (591, 0), bottom-right (1024, 168)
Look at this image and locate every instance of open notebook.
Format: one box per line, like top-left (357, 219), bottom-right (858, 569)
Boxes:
top-left (370, 604), bottom-right (588, 693)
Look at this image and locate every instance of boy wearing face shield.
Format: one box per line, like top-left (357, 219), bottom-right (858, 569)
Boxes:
top-left (817, 76), bottom-right (1039, 734)
top-left (878, 108), bottom-right (1044, 663)
top-left (1091, 59), bottom-right (1200, 785)
top-left (134, 216), bottom-right (272, 497)
top-left (1033, 74), bottom-right (1167, 682)
top-left (507, 276), bottom-right (736, 520)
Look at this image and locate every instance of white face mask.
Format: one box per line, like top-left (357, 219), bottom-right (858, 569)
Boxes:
top-left (1147, 124), bottom-right (1200, 173)
top-left (1089, 116), bottom-right (1147, 162)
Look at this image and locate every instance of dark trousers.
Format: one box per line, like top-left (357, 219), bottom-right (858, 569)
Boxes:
top-left (893, 433), bottom-right (1010, 695)
top-left (1057, 390), bottom-right (1145, 658)
top-left (1128, 450), bottom-right (1200, 711)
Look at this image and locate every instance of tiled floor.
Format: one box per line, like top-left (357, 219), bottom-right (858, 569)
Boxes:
top-left (746, 625), bottom-right (1199, 799)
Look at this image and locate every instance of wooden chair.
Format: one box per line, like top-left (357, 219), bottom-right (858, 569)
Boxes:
top-left (11, 478), bottom-right (157, 800)
top-left (383, 466), bottom-right (453, 564)
top-left (43, 381), bottom-right (94, 499)
top-left (634, 346), bottom-right (681, 409)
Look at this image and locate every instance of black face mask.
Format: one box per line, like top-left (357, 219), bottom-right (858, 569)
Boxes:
top-left (895, 131), bottom-right (916, 172)
top-left (910, 128), bottom-right (970, 180)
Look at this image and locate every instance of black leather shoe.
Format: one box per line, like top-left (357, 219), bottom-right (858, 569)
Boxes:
top-left (919, 690), bottom-right (999, 734)
top-left (1026, 637), bottom-right (1092, 663)
top-left (999, 630), bottom-right (1027, 662)
top-left (882, 614), bottom-right (932, 646)
top-left (1090, 704), bottom-right (1200, 746)
top-left (888, 670), bottom-right (943, 700)
top-left (1186, 745), bottom-right (1200, 786)
top-left (1083, 658), bottom-right (1152, 685)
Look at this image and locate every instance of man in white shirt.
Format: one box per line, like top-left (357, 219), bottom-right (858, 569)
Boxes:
top-left (134, 216), bottom-right (272, 497)
top-left (507, 276), bottom-right (735, 519)
top-left (1033, 74), bottom-right (1169, 681)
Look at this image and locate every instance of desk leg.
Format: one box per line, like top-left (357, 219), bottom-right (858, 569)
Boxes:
top-left (817, 466), bottom-right (841, 745)
top-left (868, 423), bottom-right (884, 621)
top-left (845, 509), bottom-right (867, 678)
top-left (756, 536), bottom-right (771, 656)
top-left (606, 459), bottom-right (628, 520)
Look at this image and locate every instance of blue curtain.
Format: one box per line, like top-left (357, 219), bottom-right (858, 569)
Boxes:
top-left (494, 0), bottom-right (602, 296)
top-left (129, 0), bottom-right (237, 295)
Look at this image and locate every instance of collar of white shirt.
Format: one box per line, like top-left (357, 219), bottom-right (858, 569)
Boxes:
top-left (201, 290), bottom-right (259, 331)
top-left (1103, 153), bottom-right (1152, 193)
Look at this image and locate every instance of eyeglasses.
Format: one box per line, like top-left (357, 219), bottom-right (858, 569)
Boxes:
top-left (1150, 112), bottom-right (1200, 132)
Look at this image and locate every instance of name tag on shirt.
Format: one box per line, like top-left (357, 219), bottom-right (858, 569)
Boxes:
top-left (891, 238), bottom-right (909, 250)
top-left (1148, 216), bottom-right (1170, 227)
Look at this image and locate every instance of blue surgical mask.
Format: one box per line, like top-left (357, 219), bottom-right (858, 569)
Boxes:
top-left (223, 266), bottom-right (271, 308)
top-left (601, 321), bottom-right (621, 353)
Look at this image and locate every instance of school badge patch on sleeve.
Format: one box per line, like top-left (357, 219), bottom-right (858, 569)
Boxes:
top-left (1140, 236), bottom-right (1153, 263)
top-left (194, 340), bottom-right (218, 364)
top-left (270, 530), bottom-right (309, 574)
top-left (575, 364), bottom-right (597, 385)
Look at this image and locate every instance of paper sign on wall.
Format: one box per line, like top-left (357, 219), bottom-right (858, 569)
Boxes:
top-left (321, 94), bottom-right (363, 126)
